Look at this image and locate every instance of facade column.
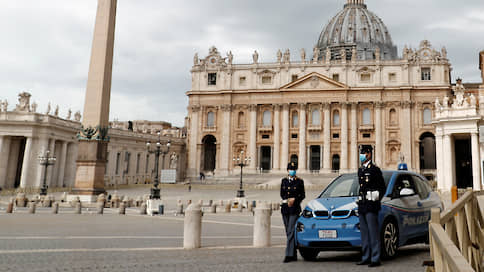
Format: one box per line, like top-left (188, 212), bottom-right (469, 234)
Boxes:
top-left (273, 104), bottom-right (281, 171)
top-left (350, 103), bottom-right (358, 171)
top-left (57, 141), bottom-right (68, 187)
top-left (340, 102), bottom-right (349, 172)
top-left (35, 137), bottom-right (50, 187)
top-left (281, 104), bottom-right (289, 169)
top-left (188, 105), bottom-right (200, 177)
top-left (443, 134), bottom-right (453, 191)
top-left (435, 132), bottom-right (444, 191)
top-left (323, 103), bottom-right (331, 173)
top-left (0, 136), bottom-right (9, 188)
top-left (375, 102), bottom-right (383, 166)
top-left (471, 132), bottom-right (481, 190)
top-left (218, 104), bottom-right (232, 176)
top-left (298, 103), bottom-right (307, 172)
top-left (248, 104), bottom-right (257, 172)
top-left (19, 137), bottom-right (33, 188)
top-left (47, 139), bottom-right (56, 187)
top-left (401, 102), bottom-right (413, 169)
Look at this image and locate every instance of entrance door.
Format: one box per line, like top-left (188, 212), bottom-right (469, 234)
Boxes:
top-left (310, 146), bottom-right (321, 171)
top-left (332, 154), bottom-right (340, 172)
top-left (202, 135), bottom-right (216, 172)
top-left (14, 138), bottom-right (26, 188)
top-left (454, 139), bottom-right (472, 189)
top-left (260, 146), bottom-right (271, 171)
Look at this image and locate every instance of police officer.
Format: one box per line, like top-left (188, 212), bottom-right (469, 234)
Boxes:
top-left (280, 162), bottom-right (305, 263)
top-left (357, 147), bottom-right (386, 267)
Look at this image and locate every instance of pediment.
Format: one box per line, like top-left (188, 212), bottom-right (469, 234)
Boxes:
top-left (280, 72), bottom-right (348, 90)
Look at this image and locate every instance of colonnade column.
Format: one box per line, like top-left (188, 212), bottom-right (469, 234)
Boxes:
top-left (298, 103), bottom-right (307, 172)
top-left (323, 103), bottom-right (331, 173)
top-left (188, 105), bottom-right (200, 177)
top-left (401, 102), bottom-right (412, 169)
top-left (281, 104), bottom-right (289, 169)
top-left (57, 141), bottom-right (68, 187)
top-left (435, 132), bottom-right (444, 191)
top-left (218, 104), bottom-right (232, 176)
top-left (248, 104), bottom-right (258, 172)
top-left (375, 102), bottom-right (383, 166)
top-left (35, 137), bottom-right (50, 188)
top-left (273, 104), bottom-right (281, 171)
top-left (340, 102), bottom-right (348, 172)
top-left (471, 132), bottom-right (481, 190)
top-left (350, 103), bottom-right (358, 171)
top-left (19, 137), bottom-right (33, 188)
top-left (443, 134), bottom-right (453, 190)
top-left (0, 136), bottom-right (10, 188)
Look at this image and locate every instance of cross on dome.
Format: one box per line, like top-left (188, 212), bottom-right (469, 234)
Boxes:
top-left (347, 0), bottom-right (364, 4)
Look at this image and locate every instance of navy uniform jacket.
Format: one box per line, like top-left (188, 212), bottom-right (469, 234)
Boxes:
top-left (357, 161), bottom-right (386, 214)
top-left (280, 176), bottom-right (305, 215)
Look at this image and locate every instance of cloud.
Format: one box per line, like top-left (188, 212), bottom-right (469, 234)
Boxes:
top-left (1, 0), bottom-right (483, 128)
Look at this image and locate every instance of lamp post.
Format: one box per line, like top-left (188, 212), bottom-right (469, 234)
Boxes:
top-left (38, 150), bottom-right (56, 196)
top-left (146, 132), bottom-right (171, 199)
top-left (233, 150), bottom-right (251, 198)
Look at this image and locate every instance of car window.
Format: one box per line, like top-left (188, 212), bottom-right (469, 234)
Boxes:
top-left (412, 175), bottom-right (431, 199)
top-left (320, 175), bottom-right (359, 197)
top-left (393, 174), bottom-right (416, 197)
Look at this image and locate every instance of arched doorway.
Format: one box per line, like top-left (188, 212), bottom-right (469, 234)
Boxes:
top-left (332, 154), bottom-right (340, 172)
top-left (202, 135), bottom-right (216, 172)
top-left (419, 132), bottom-right (436, 170)
top-left (290, 154), bottom-right (298, 169)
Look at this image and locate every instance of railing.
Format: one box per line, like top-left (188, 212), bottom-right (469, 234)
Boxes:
top-left (428, 188), bottom-right (484, 272)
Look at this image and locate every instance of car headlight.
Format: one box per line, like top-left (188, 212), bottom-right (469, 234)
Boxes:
top-left (296, 222), bottom-right (305, 232)
top-left (350, 209), bottom-right (359, 217)
top-left (302, 209), bottom-right (313, 218)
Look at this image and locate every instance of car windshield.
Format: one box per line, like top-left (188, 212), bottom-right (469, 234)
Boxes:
top-left (319, 172), bottom-right (393, 198)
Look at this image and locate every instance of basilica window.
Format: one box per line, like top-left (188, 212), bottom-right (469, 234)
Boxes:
top-left (332, 74), bottom-right (340, 82)
top-left (292, 111), bottom-right (299, 127)
top-left (115, 153), bottom-right (121, 175)
top-left (125, 152), bottom-right (131, 174)
top-left (262, 76), bottom-right (272, 84)
top-left (423, 107), bottom-right (432, 125)
top-left (136, 153), bottom-right (140, 174)
top-left (239, 76), bottom-right (247, 86)
top-left (360, 73), bottom-right (371, 82)
top-left (145, 154), bottom-right (149, 174)
top-left (388, 73), bottom-right (396, 82)
top-left (362, 108), bottom-right (371, 125)
top-left (311, 109), bottom-right (320, 125)
top-left (389, 108), bottom-right (398, 126)
top-left (237, 112), bottom-right (246, 128)
top-left (421, 68), bottom-right (431, 81)
top-left (207, 111), bottom-right (215, 127)
top-left (333, 110), bottom-right (340, 126)
top-left (208, 73), bottom-right (217, 85)
top-left (292, 75), bottom-right (298, 82)
top-left (262, 110), bottom-right (271, 126)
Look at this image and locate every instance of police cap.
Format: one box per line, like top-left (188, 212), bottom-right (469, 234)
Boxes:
top-left (287, 162), bottom-right (298, 171)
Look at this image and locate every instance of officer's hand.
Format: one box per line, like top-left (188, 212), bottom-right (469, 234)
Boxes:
top-left (288, 198), bottom-right (295, 207)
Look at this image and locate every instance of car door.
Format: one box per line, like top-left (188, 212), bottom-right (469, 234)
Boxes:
top-left (387, 174), bottom-right (422, 239)
top-left (410, 175), bottom-right (435, 235)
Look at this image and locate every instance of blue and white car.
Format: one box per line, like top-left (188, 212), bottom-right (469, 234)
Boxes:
top-left (295, 170), bottom-right (443, 261)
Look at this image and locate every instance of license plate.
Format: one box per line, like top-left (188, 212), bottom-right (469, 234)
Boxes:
top-left (319, 230), bottom-right (337, 239)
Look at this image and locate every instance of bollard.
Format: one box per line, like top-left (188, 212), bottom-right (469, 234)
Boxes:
top-left (176, 201), bottom-right (184, 216)
top-left (97, 201), bottom-right (104, 214)
top-left (140, 203), bottom-right (147, 215)
top-left (28, 202), bottom-right (36, 214)
top-left (253, 202), bottom-right (271, 247)
top-left (97, 193), bottom-right (106, 207)
top-left (183, 204), bottom-right (202, 249)
top-left (6, 202), bottom-right (14, 214)
top-left (119, 202), bottom-right (126, 215)
top-left (75, 202), bottom-right (82, 214)
top-left (16, 193), bottom-right (27, 207)
top-left (52, 202), bottom-right (59, 214)
top-left (209, 203), bottom-right (217, 213)
top-left (451, 186), bottom-right (458, 203)
top-left (111, 193), bottom-right (120, 208)
top-left (225, 201), bottom-right (231, 213)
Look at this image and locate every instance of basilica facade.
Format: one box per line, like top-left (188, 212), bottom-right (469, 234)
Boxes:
top-left (186, 0), bottom-right (451, 182)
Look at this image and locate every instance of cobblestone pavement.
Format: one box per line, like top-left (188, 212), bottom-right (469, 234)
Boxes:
top-left (0, 213), bottom-right (430, 272)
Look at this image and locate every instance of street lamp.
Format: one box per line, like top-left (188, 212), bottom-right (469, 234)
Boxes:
top-left (146, 132), bottom-right (171, 199)
top-left (38, 150), bottom-right (56, 196)
top-left (233, 150), bottom-right (251, 198)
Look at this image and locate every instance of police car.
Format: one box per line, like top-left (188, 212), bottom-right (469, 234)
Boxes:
top-left (295, 169), bottom-right (442, 261)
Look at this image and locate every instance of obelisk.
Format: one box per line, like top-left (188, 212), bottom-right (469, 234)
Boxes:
top-left (71, 0), bottom-right (117, 202)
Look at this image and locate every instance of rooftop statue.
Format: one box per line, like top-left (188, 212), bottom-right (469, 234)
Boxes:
top-left (15, 92), bottom-right (31, 112)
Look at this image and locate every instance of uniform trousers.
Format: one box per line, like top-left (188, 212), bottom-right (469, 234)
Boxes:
top-left (359, 211), bottom-right (381, 263)
top-left (282, 214), bottom-right (298, 258)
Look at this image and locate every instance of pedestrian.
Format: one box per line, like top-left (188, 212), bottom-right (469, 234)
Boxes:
top-left (199, 172), bottom-right (205, 182)
top-left (280, 162), bottom-right (305, 263)
top-left (188, 181), bottom-right (192, 192)
top-left (356, 147), bottom-right (386, 267)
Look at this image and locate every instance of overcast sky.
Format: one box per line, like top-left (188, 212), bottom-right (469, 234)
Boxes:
top-left (1, 0), bottom-right (483, 127)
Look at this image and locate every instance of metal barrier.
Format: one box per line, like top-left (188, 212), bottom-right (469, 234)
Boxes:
top-left (428, 189), bottom-right (484, 272)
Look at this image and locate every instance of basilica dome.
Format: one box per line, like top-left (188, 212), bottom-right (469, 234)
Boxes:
top-left (316, 0), bottom-right (398, 61)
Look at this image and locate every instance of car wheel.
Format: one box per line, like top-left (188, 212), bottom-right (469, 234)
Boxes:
top-left (299, 247), bottom-right (319, 261)
top-left (381, 219), bottom-right (398, 259)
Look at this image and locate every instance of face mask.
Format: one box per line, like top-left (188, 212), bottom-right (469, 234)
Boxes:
top-left (289, 170), bottom-right (296, 177)
top-left (359, 154), bottom-right (367, 163)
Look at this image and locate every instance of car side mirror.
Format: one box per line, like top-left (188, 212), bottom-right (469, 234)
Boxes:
top-left (399, 188), bottom-right (415, 197)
